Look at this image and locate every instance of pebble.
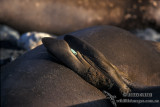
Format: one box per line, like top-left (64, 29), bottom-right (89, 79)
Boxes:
top-left (0, 25), bottom-right (20, 46)
top-left (132, 28), bottom-right (160, 42)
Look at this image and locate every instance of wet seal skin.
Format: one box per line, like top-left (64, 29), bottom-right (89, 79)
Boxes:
top-left (42, 35), bottom-right (131, 95)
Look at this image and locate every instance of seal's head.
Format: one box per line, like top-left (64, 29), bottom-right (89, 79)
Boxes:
top-left (42, 35), bottom-right (131, 95)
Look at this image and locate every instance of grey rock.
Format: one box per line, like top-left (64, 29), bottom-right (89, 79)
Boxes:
top-left (132, 28), bottom-right (160, 42)
top-left (0, 25), bottom-right (24, 67)
top-left (0, 25), bottom-right (20, 46)
top-left (0, 48), bottom-right (25, 67)
top-left (18, 32), bottom-right (56, 50)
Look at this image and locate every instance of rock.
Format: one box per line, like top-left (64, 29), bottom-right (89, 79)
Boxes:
top-left (0, 25), bottom-right (25, 67)
top-left (0, 25), bottom-right (25, 66)
top-left (0, 40), bottom-right (25, 67)
top-left (0, 25), bottom-right (20, 46)
top-left (132, 28), bottom-right (160, 42)
top-left (0, 48), bottom-right (25, 67)
top-left (18, 32), bottom-right (56, 50)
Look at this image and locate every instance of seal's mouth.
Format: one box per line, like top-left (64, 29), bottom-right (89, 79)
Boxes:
top-left (42, 35), bottom-right (131, 95)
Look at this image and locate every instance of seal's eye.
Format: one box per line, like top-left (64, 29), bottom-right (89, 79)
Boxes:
top-left (71, 48), bottom-right (77, 56)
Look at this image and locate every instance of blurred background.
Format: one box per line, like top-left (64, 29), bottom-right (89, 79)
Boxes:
top-left (0, 0), bottom-right (160, 67)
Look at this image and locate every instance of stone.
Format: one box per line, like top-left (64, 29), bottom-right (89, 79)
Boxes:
top-left (0, 25), bottom-right (20, 46)
top-left (18, 32), bottom-right (56, 50)
top-left (133, 28), bottom-right (160, 42)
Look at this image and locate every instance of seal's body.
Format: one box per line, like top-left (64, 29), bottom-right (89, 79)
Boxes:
top-left (1, 0), bottom-right (159, 34)
top-left (1, 26), bottom-right (160, 107)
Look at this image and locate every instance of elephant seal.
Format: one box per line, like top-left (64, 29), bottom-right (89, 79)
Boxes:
top-left (0, 0), bottom-right (160, 34)
top-left (1, 26), bottom-right (160, 107)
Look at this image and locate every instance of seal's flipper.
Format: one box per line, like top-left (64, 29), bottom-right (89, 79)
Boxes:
top-left (64, 35), bottom-right (131, 94)
top-left (42, 37), bottom-right (86, 72)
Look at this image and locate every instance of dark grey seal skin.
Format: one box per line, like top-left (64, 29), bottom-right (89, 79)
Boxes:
top-left (1, 26), bottom-right (160, 107)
